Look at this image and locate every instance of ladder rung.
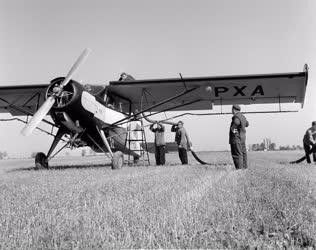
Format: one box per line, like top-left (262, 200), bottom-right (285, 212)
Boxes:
top-left (126, 118), bottom-right (150, 166)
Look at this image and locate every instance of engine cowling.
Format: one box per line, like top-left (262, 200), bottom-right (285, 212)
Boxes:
top-left (46, 77), bottom-right (94, 131)
top-left (46, 77), bottom-right (84, 110)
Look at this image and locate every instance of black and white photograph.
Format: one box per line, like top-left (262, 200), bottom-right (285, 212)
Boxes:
top-left (0, 0), bottom-right (315, 248)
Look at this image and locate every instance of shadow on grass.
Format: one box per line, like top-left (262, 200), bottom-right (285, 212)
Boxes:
top-left (7, 163), bottom-right (112, 173)
top-left (7, 162), bottom-right (233, 173)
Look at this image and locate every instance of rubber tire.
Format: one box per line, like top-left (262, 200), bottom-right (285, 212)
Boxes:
top-left (35, 152), bottom-right (49, 169)
top-left (112, 151), bottom-right (124, 170)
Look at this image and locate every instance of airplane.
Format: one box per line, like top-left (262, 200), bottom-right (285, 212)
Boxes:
top-left (0, 49), bottom-right (309, 169)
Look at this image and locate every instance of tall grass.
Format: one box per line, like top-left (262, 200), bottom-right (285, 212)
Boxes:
top-left (0, 152), bottom-right (315, 249)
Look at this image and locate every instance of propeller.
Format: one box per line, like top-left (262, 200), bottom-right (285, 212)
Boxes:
top-left (21, 48), bottom-right (91, 136)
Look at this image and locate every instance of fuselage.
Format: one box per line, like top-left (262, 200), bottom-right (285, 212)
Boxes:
top-left (47, 77), bottom-right (140, 156)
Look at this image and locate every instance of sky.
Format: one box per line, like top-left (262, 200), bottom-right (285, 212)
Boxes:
top-left (0, 0), bottom-right (316, 157)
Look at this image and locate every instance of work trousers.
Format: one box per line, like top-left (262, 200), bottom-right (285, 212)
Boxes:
top-left (155, 145), bottom-right (166, 165)
top-left (178, 147), bottom-right (188, 165)
top-left (303, 143), bottom-right (316, 164)
top-left (230, 142), bottom-right (247, 170)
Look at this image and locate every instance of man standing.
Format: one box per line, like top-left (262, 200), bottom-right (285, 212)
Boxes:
top-left (171, 121), bottom-right (192, 165)
top-left (149, 122), bottom-right (166, 165)
top-left (229, 104), bottom-right (249, 170)
top-left (303, 121), bottom-right (316, 163)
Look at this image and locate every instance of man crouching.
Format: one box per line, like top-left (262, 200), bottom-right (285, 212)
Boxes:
top-left (303, 121), bottom-right (316, 163)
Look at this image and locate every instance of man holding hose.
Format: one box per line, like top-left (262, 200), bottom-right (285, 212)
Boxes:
top-left (150, 121), bottom-right (166, 165)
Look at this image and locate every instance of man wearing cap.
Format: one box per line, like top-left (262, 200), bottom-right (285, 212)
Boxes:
top-left (303, 121), bottom-right (316, 163)
top-left (229, 104), bottom-right (249, 170)
top-left (171, 121), bottom-right (192, 164)
top-left (119, 72), bottom-right (135, 81)
top-left (149, 121), bottom-right (166, 165)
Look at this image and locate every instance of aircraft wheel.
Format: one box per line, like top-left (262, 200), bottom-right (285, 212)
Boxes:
top-left (35, 152), bottom-right (49, 169)
top-left (112, 151), bottom-right (124, 170)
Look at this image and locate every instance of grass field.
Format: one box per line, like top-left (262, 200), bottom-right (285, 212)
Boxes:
top-left (0, 151), bottom-right (315, 249)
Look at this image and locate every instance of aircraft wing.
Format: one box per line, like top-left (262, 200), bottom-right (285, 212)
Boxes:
top-left (108, 65), bottom-right (308, 112)
top-left (0, 84), bottom-right (48, 116)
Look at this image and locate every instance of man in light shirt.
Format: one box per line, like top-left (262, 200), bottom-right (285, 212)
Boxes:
top-left (171, 121), bottom-right (192, 165)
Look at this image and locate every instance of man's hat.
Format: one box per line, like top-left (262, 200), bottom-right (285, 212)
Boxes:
top-left (232, 104), bottom-right (241, 111)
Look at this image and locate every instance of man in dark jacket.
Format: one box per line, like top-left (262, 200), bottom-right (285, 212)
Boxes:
top-left (229, 104), bottom-right (249, 170)
top-left (118, 72), bottom-right (135, 81)
top-left (150, 122), bottom-right (166, 165)
top-left (303, 121), bottom-right (316, 163)
top-left (171, 121), bottom-right (192, 165)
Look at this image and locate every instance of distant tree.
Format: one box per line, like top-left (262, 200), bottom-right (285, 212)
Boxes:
top-left (251, 139), bottom-right (276, 151)
top-left (251, 143), bottom-right (262, 151)
top-left (260, 142), bottom-right (266, 151)
top-left (296, 145), bottom-right (303, 150)
top-left (279, 145), bottom-right (291, 150)
top-left (3, 151), bottom-right (8, 159)
top-left (269, 143), bottom-right (276, 151)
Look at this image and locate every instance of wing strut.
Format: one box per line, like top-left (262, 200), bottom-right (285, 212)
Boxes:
top-left (96, 126), bottom-right (113, 158)
top-left (179, 73), bottom-right (188, 90)
top-left (109, 86), bottom-right (200, 127)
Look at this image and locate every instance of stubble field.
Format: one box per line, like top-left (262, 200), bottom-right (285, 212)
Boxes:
top-left (0, 151), bottom-right (315, 249)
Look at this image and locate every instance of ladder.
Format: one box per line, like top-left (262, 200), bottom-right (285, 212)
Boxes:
top-left (126, 119), bottom-right (150, 166)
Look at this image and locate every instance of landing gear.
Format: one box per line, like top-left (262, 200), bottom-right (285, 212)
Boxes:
top-left (33, 128), bottom-right (67, 170)
top-left (112, 151), bottom-right (124, 169)
top-left (95, 126), bottom-right (125, 170)
top-left (35, 152), bottom-right (49, 169)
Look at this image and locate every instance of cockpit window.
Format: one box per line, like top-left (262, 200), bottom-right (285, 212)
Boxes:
top-left (83, 84), bottom-right (92, 92)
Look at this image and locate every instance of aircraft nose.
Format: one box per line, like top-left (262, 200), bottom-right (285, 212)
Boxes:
top-left (53, 86), bottom-right (62, 93)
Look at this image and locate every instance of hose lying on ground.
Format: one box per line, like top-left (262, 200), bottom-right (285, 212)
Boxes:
top-left (190, 149), bottom-right (229, 166)
top-left (290, 156), bottom-right (307, 164)
top-left (191, 150), bottom-right (208, 165)
top-left (290, 146), bottom-right (316, 164)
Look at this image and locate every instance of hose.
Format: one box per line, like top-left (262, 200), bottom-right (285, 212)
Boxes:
top-left (290, 146), bottom-right (316, 164)
top-left (290, 156), bottom-right (306, 164)
top-left (140, 112), bottom-right (176, 126)
top-left (190, 150), bottom-right (229, 166)
top-left (191, 150), bottom-right (208, 165)
top-left (140, 112), bottom-right (229, 165)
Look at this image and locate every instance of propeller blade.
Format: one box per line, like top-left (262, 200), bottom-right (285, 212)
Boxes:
top-left (21, 96), bottom-right (56, 136)
top-left (21, 48), bottom-right (90, 136)
top-left (60, 48), bottom-right (91, 88)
